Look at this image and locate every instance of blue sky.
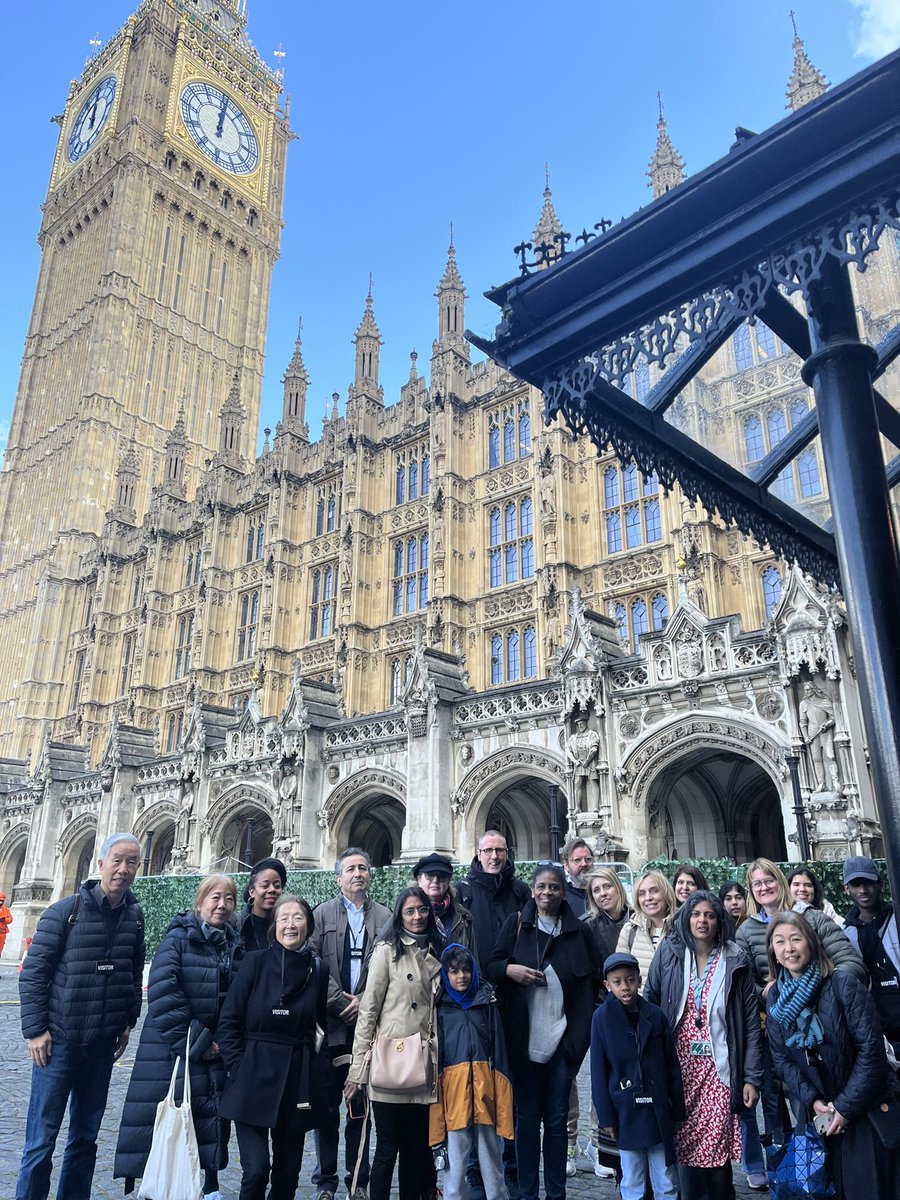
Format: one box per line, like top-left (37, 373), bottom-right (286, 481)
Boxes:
top-left (1, 1), bottom-right (896, 453)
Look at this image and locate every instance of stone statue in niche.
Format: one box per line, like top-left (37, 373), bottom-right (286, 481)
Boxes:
top-left (799, 680), bottom-right (840, 794)
top-left (175, 785), bottom-right (194, 849)
top-left (540, 463), bottom-right (556, 516)
top-left (272, 763), bottom-right (298, 849)
top-left (566, 713), bottom-right (603, 812)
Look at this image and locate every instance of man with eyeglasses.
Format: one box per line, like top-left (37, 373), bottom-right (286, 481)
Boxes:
top-left (308, 848), bottom-right (391, 1200)
top-left (560, 838), bottom-right (594, 918)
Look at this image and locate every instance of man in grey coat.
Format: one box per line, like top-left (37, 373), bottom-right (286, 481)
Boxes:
top-left (309, 847), bottom-right (391, 1200)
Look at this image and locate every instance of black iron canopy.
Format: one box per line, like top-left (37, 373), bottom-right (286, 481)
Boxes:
top-left (468, 47), bottom-right (900, 586)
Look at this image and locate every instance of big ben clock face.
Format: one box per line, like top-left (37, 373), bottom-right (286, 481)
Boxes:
top-left (67, 76), bottom-right (117, 164)
top-left (179, 82), bottom-right (259, 176)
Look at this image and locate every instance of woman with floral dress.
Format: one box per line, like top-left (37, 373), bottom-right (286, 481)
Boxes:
top-left (645, 890), bottom-right (761, 1200)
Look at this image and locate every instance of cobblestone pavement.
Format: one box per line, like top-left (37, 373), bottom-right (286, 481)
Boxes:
top-left (0, 963), bottom-right (761, 1198)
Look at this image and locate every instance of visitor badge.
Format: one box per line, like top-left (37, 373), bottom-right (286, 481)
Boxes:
top-left (689, 1040), bottom-right (712, 1057)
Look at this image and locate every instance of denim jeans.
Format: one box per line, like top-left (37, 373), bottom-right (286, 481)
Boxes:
top-left (619, 1145), bottom-right (679, 1200)
top-left (16, 1035), bottom-right (117, 1200)
top-left (741, 1107), bottom-right (766, 1177)
top-left (512, 1045), bottom-right (573, 1200)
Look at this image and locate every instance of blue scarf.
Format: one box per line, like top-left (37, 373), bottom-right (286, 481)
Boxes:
top-left (440, 943), bottom-right (480, 1009)
top-left (770, 963), bottom-right (824, 1048)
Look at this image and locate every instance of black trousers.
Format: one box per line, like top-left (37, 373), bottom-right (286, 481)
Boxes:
top-left (369, 1101), bottom-right (435, 1200)
top-left (314, 1060), bottom-right (372, 1192)
top-left (235, 1110), bottom-right (307, 1200)
top-left (677, 1160), bottom-right (735, 1200)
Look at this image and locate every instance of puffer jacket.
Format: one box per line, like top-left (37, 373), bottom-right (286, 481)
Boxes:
top-left (19, 884), bottom-right (144, 1044)
top-left (429, 981), bottom-right (514, 1143)
top-left (766, 970), bottom-right (893, 1121)
top-left (615, 912), bottom-right (673, 987)
top-left (736, 904), bottom-right (865, 993)
top-left (347, 936), bottom-right (441, 1104)
top-left (645, 936), bottom-right (762, 1112)
top-left (114, 912), bottom-right (243, 1181)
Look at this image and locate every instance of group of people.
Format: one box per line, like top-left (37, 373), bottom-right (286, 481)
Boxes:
top-left (13, 829), bottom-right (900, 1200)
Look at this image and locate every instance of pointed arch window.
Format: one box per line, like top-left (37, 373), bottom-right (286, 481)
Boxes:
top-left (523, 625), bottom-right (537, 677)
top-left (766, 409), bottom-right (787, 447)
top-left (651, 592), bottom-right (669, 631)
top-left (635, 361), bottom-right (650, 401)
top-left (327, 492), bottom-right (337, 532)
top-left (644, 499), bottom-right (661, 543)
top-left (507, 630), bottom-right (521, 682)
top-left (604, 467), bottom-right (620, 508)
top-left (625, 505), bottom-right (642, 549)
top-left (309, 568), bottom-right (336, 639)
top-left (488, 416), bottom-right (500, 469)
top-left (622, 463), bottom-right (639, 502)
top-left (489, 624), bottom-right (538, 685)
top-left (396, 460), bottom-right (406, 506)
top-left (237, 590), bottom-right (259, 660)
top-left (408, 458), bottom-right (418, 501)
top-left (121, 634), bottom-right (135, 694)
top-left (743, 415), bottom-right (764, 463)
top-left (421, 453), bottom-right (430, 496)
top-left (762, 566), bottom-right (782, 618)
top-left (488, 497), bottom-right (534, 587)
top-left (490, 633), bottom-right (503, 685)
top-left (389, 655), bottom-right (413, 704)
top-left (518, 401), bottom-right (531, 456)
top-left (612, 603), bottom-right (628, 645)
top-left (174, 613), bottom-right (193, 679)
top-left (798, 449), bottom-right (822, 497)
top-left (755, 323), bottom-right (777, 359)
top-left (790, 397), bottom-right (809, 427)
top-left (316, 495), bottom-right (325, 536)
top-left (606, 512), bottom-right (622, 554)
top-left (503, 415), bottom-right (515, 463)
top-left (391, 534), bottom-right (428, 615)
top-left (733, 325), bottom-right (753, 371)
top-left (631, 599), bottom-right (649, 651)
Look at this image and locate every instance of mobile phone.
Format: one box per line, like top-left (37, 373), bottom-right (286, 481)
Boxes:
top-left (348, 1091), bottom-right (368, 1121)
top-left (813, 1110), bottom-right (832, 1135)
top-left (533, 972), bottom-right (548, 988)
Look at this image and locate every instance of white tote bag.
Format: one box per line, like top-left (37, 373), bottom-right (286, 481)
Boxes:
top-left (137, 1030), bottom-right (203, 1200)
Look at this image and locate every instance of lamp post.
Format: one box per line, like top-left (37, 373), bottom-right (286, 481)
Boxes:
top-left (142, 830), bottom-right (154, 875)
top-left (785, 752), bottom-right (811, 862)
top-left (548, 784), bottom-right (561, 862)
top-left (243, 817), bottom-right (256, 869)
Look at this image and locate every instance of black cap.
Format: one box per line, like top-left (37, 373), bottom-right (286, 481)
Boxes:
top-left (603, 952), bottom-right (640, 977)
top-left (242, 857), bottom-right (287, 902)
top-left (412, 853), bottom-right (454, 878)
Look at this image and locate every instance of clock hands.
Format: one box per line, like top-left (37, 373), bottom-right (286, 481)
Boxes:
top-left (215, 94), bottom-right (228, 140)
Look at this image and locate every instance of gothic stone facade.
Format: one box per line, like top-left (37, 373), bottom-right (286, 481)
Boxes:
top-left (0, 4), bottom-right (896, 955)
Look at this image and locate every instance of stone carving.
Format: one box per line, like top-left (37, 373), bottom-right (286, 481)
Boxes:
top-left (566, 715), bottom-right (603, 812)
top-left (799, 681), bottom-right (840, 794)
top-left (175, 786), bottom-right (194, 848)
top-left (675, 628), bottom-right (703, 680)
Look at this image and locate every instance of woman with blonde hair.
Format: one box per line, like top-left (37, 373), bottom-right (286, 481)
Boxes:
top-left (615, 870), bottom-right (676, 984)
top-left (581, 867), bottom-right (632, 966)
top-left (116, 873), bottom-right (244, 1200)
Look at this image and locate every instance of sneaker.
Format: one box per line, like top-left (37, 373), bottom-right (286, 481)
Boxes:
top-left (585, 1142), bottom-right (616, 1180)
top-left (747, 1173), bottom-right (768, 1191)
top-left (565, 1145), bottom-right (577, 1177)
top-left (351, 1190), bottom-right (369, 1200)
top-left (317, 1190), bottom-right (335, 1200)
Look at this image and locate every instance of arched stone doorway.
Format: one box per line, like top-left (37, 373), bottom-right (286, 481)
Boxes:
top-left (0, 830), bottom-right (27, 897)
top-left (462, 749), bottom-right (568, 863)
top-left (344, 794), bottom-right (405, 867)
top-left (59, 823), bottom-right (97, 894)
top-left (646, 748), bottom-right (786, 862)
top-left (145, 823), bottom-right (176, 875)
top-left (217, 810), bottom-right (274, 872)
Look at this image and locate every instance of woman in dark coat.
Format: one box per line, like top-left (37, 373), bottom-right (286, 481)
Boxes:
top-left (486, 861), bottom-right (601, 1200)
top-left (217, 893), bottom-right (329, 1200)
top-left (765, 911), bottom-right (899, 1200)
top-left (115, 873), bottom-right (243, 1199)
top-left (644, 890), bottom-right (761, 1200)
top-left (581, 866), bottom-right (633, 967)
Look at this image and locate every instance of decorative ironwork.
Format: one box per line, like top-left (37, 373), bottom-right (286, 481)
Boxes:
top-left (514, 221), bottom-right (614, 276)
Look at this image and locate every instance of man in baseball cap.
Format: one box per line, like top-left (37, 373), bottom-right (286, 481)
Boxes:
top-left (842, 855), bottom-right (899, 1052)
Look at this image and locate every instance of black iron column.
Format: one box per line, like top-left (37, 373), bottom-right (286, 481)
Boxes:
top-left (548, 784), bottom-right (561, 862)
top-left (785, 753), bottom-right (811, 863)
top-left (242, 816), bottom-right (256, 870)
top-left (142, 830), bottom-right (154, 875)
top-left (803, 256), bottom-right (900, 901)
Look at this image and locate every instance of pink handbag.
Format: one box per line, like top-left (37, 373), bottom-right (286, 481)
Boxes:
top-left (370, 1030), bottom-right (430, 1092)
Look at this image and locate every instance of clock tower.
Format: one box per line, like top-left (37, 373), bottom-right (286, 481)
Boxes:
top-left (0, 0), bottom-right (291, 754)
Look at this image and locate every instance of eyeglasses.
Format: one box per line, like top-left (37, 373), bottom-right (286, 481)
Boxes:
top-left (419, 871), bottom-right (451, 881)
top-left (536, 860), bottom-right (563, 870)
top-left (479, 848), bottom-right (507, 856)
top-left (401, 906), bottom-right (431, 918)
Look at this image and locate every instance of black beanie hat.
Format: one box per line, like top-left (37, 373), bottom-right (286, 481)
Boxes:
top-left (243, 856), bottom-right (287, 903)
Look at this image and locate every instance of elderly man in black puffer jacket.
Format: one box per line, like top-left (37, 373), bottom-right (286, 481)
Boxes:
top-left (17, 832), bottom-right (144, 1200)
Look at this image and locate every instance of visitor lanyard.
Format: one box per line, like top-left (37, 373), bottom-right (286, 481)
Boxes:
top-left (691, 949), bottom-right (719, 1024)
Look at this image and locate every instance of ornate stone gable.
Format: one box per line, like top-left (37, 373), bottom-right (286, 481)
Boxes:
top-left (771, 567), bottom-right (844, 682)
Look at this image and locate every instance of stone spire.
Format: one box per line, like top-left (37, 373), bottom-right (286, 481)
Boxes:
top-left (647, 94), bottom-right (685, 200)
top-left (785, 14), bottom-right (828, 111)
top-left (435, 226), bottom-right (467, 349)
top-left (352, 279), bottom-right (383, 399)
top-left (532, 165), bottom-right (563, 268)
top-left (160, 404), bottom-right (188, 499)
top-left (282, 319), bottom-right (310, 440)
top-left (216, 371), bottom-right (246, 466)
top-left (112, 440), bottom-right (140, 523)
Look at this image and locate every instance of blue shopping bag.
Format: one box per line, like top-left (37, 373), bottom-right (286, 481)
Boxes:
top-left (768, 1122), bottom-right (835, 1200)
